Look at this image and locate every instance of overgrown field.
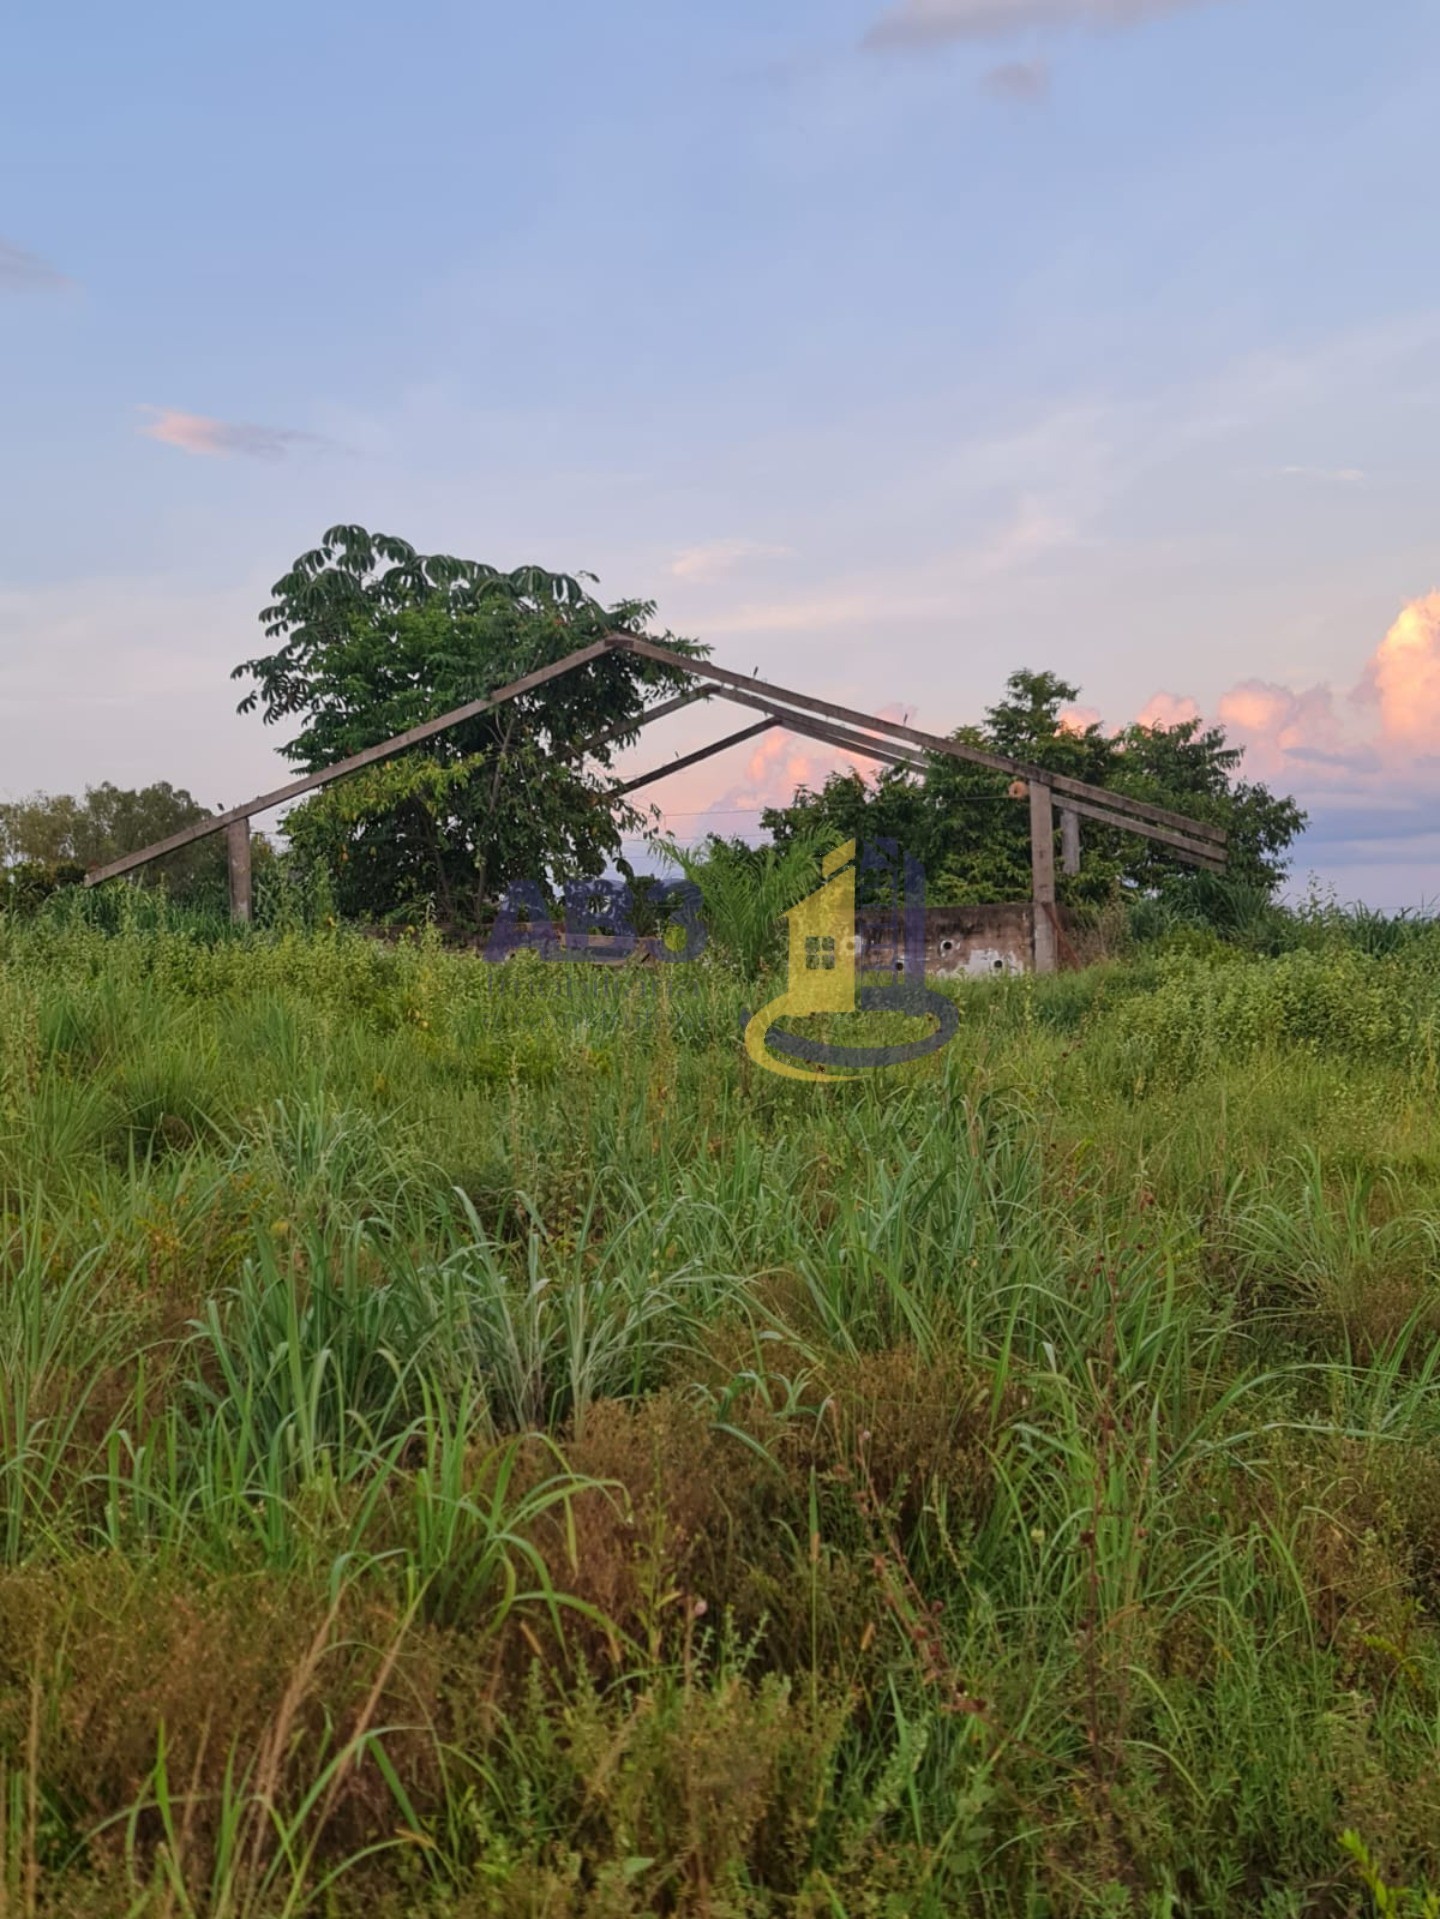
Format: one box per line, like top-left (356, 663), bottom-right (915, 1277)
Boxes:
top-left (5, 900), bottom-right (1440, 1916)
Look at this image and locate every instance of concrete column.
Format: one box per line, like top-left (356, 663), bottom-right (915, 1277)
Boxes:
top-left (226, 817), bottom-right (253, 924)
top-left (1060, 806), bottom-right (1081, 877)
top-left (1029, 781), bottom-right (1056, 975)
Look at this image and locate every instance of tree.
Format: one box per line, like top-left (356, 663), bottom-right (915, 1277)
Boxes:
top-left (231, 527), bottom-right (704, 924)
top-left (0, 781), bottom-right (230, 900)
top-left (761, 668), bottom-right (1306, 907)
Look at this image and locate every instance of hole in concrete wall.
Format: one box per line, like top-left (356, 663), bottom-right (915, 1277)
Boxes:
top-left (894, 957), bottom-right (905, 971)
top-left (992, 957), bottom-right (1005, 974)
top-left (940, 938), bottom-right (954, 954)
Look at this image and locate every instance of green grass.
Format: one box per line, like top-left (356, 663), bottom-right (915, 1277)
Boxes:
top-left (4, 899), bottom-right (1440, 1913)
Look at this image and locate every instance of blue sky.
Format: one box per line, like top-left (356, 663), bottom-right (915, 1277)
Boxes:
top-left (3, 0), bottom-right (1439, 904)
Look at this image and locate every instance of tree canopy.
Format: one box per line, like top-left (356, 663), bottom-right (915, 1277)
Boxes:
top-left (761, 669), bottom-right (1306, 907)
top-left (0, 781), bottom-right (228, 903)
top-left (231, 526), bottom-right (704, 924)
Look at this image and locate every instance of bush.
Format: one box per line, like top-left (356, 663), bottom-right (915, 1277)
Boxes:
top-left (2, 857), bottom-right (87, 913)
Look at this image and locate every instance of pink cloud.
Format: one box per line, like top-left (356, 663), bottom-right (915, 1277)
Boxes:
top-left (669, 595), bottom-right (1440, 842)
top-left (139, 407), bottom-right (324, 460)
top-left (1211, 682), bottom-right (1351, 779)
top-left (636, 701), bottom-right (916, 840)
top-left (670, 539), bottom-right (792, 584)
top-left (1364, 591), bottom-right (1440, 750)
top-left (1123, 593), bottom-right (1440, 793)
top-left (1135, 691), bottom-right (1200, 730)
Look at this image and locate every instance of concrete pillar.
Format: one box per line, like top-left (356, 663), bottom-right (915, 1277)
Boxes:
top-left (1060, 806), bottom-right (1081, 877)
top-left (1029, 780), bottom-right (1056, 975)
top-left (227, 817), bottom-right (253, 924)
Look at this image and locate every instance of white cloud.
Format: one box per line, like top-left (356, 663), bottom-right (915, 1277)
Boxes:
top-left (863, 0), bottom-right (1215, 50)
top-left (669, 538), bottom-right (793, 584)
top-left (1278, 464), bottom-right (1365, 483)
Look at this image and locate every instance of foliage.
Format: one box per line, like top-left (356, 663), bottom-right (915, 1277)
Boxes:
top-left (658, 829), bottom-right (837, 978)
top-left (2, 856), bottom-right (89, 913)
top-left (1342, 1831), bottom-right (1440, 1916)
top-left (5, 901), bottom-right (1440, 1910)
top-left (231, 526), bottom-right (706, 925)
top-left (0, 780), bottom-right (236, 904)
top-left (761, 667), bottom-right (1306, 910)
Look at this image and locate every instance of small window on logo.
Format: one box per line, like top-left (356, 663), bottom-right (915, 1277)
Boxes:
top-left (805, 935), bottom-right (837, 971)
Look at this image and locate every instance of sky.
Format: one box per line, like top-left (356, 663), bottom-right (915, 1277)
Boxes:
top-left (3, 0), bottom-right (1439, 907)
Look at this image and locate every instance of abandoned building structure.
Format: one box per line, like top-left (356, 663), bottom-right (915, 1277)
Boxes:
top-left (86, 634), bottom-right (1226, 974)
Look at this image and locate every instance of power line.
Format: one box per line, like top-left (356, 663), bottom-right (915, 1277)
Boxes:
top-left (624, 805), bottom-right (769, 820)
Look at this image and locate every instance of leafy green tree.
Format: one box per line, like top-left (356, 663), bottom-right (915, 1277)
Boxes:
top-left (0, 781), bottom-right (230, 900)
top-left (231, 526), bottom-right (705, 924)
top-left (762, 668), bottom-right (1305, 907)
top-left (1104, 713), bottom-right (1305, 894)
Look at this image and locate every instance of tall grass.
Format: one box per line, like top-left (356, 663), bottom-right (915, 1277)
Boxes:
top-left (3, 903), bottom-right (1440, 1910)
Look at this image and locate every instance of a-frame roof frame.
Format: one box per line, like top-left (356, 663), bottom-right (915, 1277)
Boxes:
top-left (84, 630), bottom-right (1225, 887)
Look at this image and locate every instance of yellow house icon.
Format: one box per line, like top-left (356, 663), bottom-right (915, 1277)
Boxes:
top-left (744, 840), bottom-right (860, 1079)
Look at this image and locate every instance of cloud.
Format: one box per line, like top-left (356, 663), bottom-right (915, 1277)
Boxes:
top-left (939, 594), bottom-right (1440, 907)
top-left (1213, 679), bottom-right (1360, 777)
top-left (670, 538), bottom-right (793, 584)
top-left (626, 702), bottom-right (916, 844)
top-left (863, 0), bottom-right (1213, 50)
top-left (138, 407), bottom-right (327, 461)
top-left (1116, 594), bottom-right (1440, 807)
top-left (0, 238), bottom-right (70, 293)
top-left (1134, 691), bottom-right (1201, 730)
top-left (0, 573), bottom-right (287, 805)
top-left (1361, 591), bottom-right (1440, 751)
top-left (1279, 465), bottom-right (1365, 483)
top-left (693, 498), bottom-right (1082, 640)
top-left (981, 57), bottom-right (1051, 97)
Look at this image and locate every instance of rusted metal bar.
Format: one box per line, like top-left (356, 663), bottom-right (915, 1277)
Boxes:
top-left (84, 638), bottom-right (621, 887)
top-left (605, 635), bottom-right (1227, 851)
top-left (610, 718), bottom-right (779, 798)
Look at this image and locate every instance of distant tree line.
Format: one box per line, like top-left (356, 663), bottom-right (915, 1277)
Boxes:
top-left (0, 781), bottom-right (233, 910)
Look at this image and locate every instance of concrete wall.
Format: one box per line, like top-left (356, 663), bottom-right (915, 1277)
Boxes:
top-left (394, 903), bottom-right (1071, 975)
top-left (855, 903), bottom-right (1056, 979)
